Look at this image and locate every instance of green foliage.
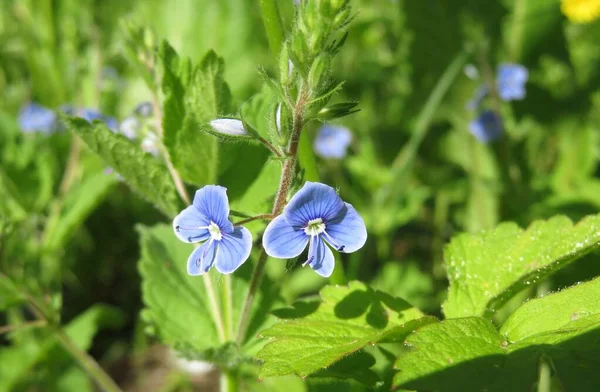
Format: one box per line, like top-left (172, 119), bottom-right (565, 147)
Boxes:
top-left (443, 214), bottom-right (600, 318)
top-left (395, 278), bottom-right (600, 391)
top-left (138, 224), bottom-right (281, 362)
top-left (0, 304), bottom-right (124, 392)
top-left (160, 41), bottom-right (232, 187)
top-left (0, 275), bottom-right (25, 310)
top-left (64, 117), bottom-right (181, 216)
top-left (257, 281), bottom-right (433, 381)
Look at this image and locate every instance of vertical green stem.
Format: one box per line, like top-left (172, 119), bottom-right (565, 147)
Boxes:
top-left (375, 50), bottom-right (469, 207)
top-left (259, 0), bottom-right (285, 58)
top-left (223, 274), bottom-right (234, 340)
top-left (220, 371), bottom-right (239, 392)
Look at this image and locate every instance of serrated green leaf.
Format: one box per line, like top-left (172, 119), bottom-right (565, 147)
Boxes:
top-left (395, 282), bottom-right (600, 391)
top-left (64, 118), bottom-right (180, 216)
top-left (394, 318), bottom-right (508, 391)
top-left (44, 172), bottom-right (116, 250)
top-left (500, 277), bottom-right (600, 342)
top-left (443, 214), bottom-right (600, 318)
top-left (161, 47), bottom-right (232, 186)
top-left (257, 281), bottom-right (432, 379)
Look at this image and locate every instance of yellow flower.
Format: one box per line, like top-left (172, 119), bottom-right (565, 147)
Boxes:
top-left (561, 0), bottom-right (600, 23)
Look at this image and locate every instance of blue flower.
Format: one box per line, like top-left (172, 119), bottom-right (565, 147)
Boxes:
top-left (313, 125), bottom-right (352, 159)
top-left (18, 103), bottom-right (57, 133)
top-left (497, 64), bottom-right (528, 101)
top-left (469, 110), bottom-right (503, 143)
top-left (119, 116), bottom-right (140, 140)
top-left (79, 108), bottom-right (118, 132)
top-left (134, 101), bottom-right (153, 117)
top-left (173, 186), bottom-right (252, 275)
top-left (263, 182), bottom-right (367, 277)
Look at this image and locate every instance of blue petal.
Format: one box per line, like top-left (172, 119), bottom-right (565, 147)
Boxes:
top-left (18, 103), bottom-right (57, 134)
top-left (214, 226), bottom-right (253, 274)
top-left (283, 182), bottom-right (346, 226)
top-left (192, 186), bottom-right (234, 234)
top-left (173, 205), bottom-right (210, 243)
top-left (314, 125), bottom-right (352, 159)
top-left (469, 111), bottom-right (503, 143)
top-left (262, 215), bottom-right (309, 258)
top-left (187, 240), bottom-right (218, 275)
top-left (323, 203), bottom-right (367, 253)
top-left (307, 237), bottom-right (335, 277)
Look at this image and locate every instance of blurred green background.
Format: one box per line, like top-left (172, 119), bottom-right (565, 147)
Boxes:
top-left (1, 0), bottom-right (600, 390)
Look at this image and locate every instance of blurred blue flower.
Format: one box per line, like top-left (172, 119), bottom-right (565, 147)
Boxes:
top-left (469, 110), bottom-right (503, 143)
top-left (18, 103), bottom-right (57, 133)
top-left (79, 108), bottom-right (119, 132)
top-left (263, 182), bottom-right (367, 277)
top-left (119, 116), bottom-right (141, 140)
top-left (141, 132), bottom-right (160, 156)
top-left (313, 125), bottom-right (352, 159)
top-left (134, 101), bottom-right (153, 117)
top-left (497, 63), bottom-right (528, 101)
top-left (173, 186), bottom-right (252, 275)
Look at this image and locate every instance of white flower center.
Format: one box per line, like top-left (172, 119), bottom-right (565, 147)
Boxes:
top-left (304, 218), bottom-right (326, 237)
top-left (208, 222), bottom-right (222, 241)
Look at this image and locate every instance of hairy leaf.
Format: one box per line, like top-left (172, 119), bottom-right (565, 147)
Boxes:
top-left (64, 118), bottom-right (180, 216)
top-left (443, 214), bottom-right (600, 318)
top-left (257, 281), bottom-right (432, 380)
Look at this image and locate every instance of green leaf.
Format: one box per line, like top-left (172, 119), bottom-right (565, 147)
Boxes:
top-left (395, 280), bottom-right (600, 391)
top-left (443, 213), bottom-right (600, 318)
top-left (394, 318), bottom-right (507, 391)
top-left (138, 224), bottom-right (220, 352)
top-left (64, 118), bottom-right (181, 216)
top-left (500, 277), bottom-right (600, 342)
top-left (257, 281), bottom-right (433, 379)
top-left (44, 172), bottom-right (117, 250)
top-left (161, 46), bottom-right (232, 187)
top-left (0, 274), bottom-right (25, 310)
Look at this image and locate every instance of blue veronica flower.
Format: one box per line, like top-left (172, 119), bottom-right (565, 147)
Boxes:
top-left (173, 186), bottom-right (252, 275)
top-left (469, 110), bottom-right (503, 143)
top-left (18, 103), bottom-right (58, 133)
top-left (313, 125), bottom-right (352, 159)
top-left (263, 182), bottom-right (367, 277)
top-left (141, 132), bottom-right (160, 156)
top-left (497, 64), bottom-right (528, 101)
top-left (79, 108), bottom-right (118, 132)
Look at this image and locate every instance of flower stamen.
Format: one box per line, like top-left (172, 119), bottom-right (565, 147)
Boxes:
top-left (304, 218), bottom-right (326, 237)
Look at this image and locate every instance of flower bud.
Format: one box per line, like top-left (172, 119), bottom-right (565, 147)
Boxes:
top-left (209, 119), bottom-right (250, 138)
top-left (308, 55), bottom-right (330, 89)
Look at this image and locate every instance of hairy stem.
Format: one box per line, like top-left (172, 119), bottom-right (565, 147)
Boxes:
top-left (236, 86), bottom-right (307, 344)
top-left (234, 214), bottom-right (274, 226)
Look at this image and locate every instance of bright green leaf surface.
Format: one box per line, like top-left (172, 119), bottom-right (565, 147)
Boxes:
top-left (443, 214), bottom-right (600, 318)
top-left (501, 277), bottom-right (600, 341)
top-left (257, 281), bottom-right (432, 379)
top-left (65, 118), bottom-right (181, 216)
top-left (395, 281), bottom-right (600, 391)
